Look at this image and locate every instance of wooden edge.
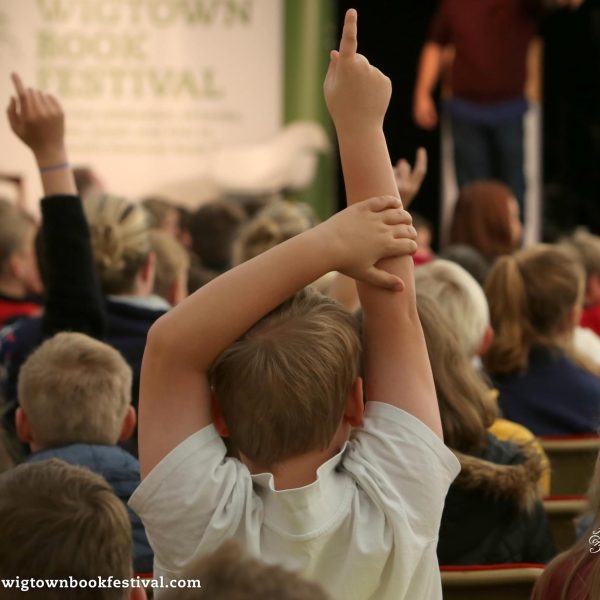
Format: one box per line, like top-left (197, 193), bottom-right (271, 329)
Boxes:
top-left (441, 567), bottom-right (544, 587)
top-left (543, 499), bottom-right (588, 514)
top-left (540, 439), bottom-right (600, 451)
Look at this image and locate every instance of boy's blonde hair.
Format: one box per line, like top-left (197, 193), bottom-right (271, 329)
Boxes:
top-left (162, 540), bottom-right (330, 600)
top-left (561, 229), bottom-right (600, 279)
top-left (0, 206), bottom-right (36, 273)
top-left (415, 259), bottom-right (490, 357)
top-left (210, 288), bottom-right (360, 468)
top-left (233, 200), bottom-right (316, 266)
top-left (150, 230), bottom-right (190, 301)
top-left (0, 459), bottom-right (132, 600)
top-left (84, 194), bottom-right (151, 294)
top-left (484, 244), bottom-right (585, 376)
top-left (18, 332), bottom-right (132, 447)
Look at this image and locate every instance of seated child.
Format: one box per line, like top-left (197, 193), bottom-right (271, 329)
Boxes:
top-left (162, 540), bottom-right (330, 600)
top-left (131, 10), bottom-right (459, 600)
top-left (0, 205), bottom-right (43, 328)
top-left (149, 230), bottom-right (190, 307)
top-left (416, 293), bottom-right (554, 565)
top-left (0, 458), bottom-right (145, 600)
top-left (415, 259), bottom-right (550, 494)
top-left (484, 244), bottom-right (600, 435)
top-left (142, 196), bottom-right (182, 239)
top-left (16, 332), bottom-right (153, 573)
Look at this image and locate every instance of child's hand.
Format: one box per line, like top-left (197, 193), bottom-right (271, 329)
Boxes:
top-left (394, 147), bottom-right (428, 209)
top-left (323, 195), bottom-right (417, 291)
top-left (6, 73), bottom-right (66, 165)
top-left (323, 9), bottom-right (391, 131)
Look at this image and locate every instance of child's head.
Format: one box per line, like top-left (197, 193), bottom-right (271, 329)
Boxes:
top-left (416, 259), bottom-right (491, 358)
top-left (0, 206), bottom-right (42, 295)
top-left (142, 196), bottom-right (181, 238)
top-left (416, 294), bottom-right (497, 452)
top-left (232, 200), bottom-right (316, 266)
top-left (17, 332), bottom-right (134, 450)
top-left (149, 230), bottom-right (190, 306)
top-left (84, 195), bottom-right (153, 296)
top-left (484, 244), bottom-right (585, 376)
top-left (0, 459), bottom-right (135, 600)
top-left (561, 230), bottom-right (600, 308)
top-left (161, 540), bottom-right (330, 600)
top-left (190, 200), bottom-right (247, 272)
top-left (412, 213), bottom-right (433, 252)
top-left (438, 244), bottom-right (490, 287)
top-left (449, 180), bottom-right (522, 260)
top-left (73, 165), bottom-right (105, 200)
top-left (210, 288), bottom-right (361, 469)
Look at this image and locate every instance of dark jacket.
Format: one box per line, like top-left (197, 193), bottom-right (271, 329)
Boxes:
top-left (26, 444), bottom-right (153, 573)
top-left (438, 433), bottom-right (555, 565)
top-left (494, 346), bottom-right (600, 435)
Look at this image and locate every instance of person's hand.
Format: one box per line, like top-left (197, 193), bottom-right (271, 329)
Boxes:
top-left (413, 93), bottom-right (438, 130)
top-left (323, 9), bottom-right (391, 132)
top-left (394, 147), bottom-right (428, 208)
top-left (321, 195), bottom-right (416, 290)
top-left (6, 73), bottom-right (66, 165)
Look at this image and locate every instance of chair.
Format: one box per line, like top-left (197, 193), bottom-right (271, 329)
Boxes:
top-left (543, 495), bottom-right (588, 553)
top-left (540, 435), bottom-right (600, 496)
top-left (440, 563), bottom-right (545, 600)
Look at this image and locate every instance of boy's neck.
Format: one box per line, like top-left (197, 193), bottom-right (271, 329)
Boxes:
top-left (0, 278), bottom-right (28, 298)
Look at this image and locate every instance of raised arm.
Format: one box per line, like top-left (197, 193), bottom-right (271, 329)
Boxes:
top-left (139, 196), bottom-right (415, 477)
top-left (7, 74), bottom-right (105, 339)
top-left (413, 42), bottom-right (442, 130)
top-left (325, 9), bottom-right (443, 438)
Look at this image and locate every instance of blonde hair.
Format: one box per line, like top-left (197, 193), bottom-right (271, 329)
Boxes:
top-left (562, 229), bottom-right (600, 280)
top-left (417, 293), bottom-right (498, 452)
top-left (84, 194), bottom-right (151, 294)
top-left (484, 245), bottom-right (585, 376)
top-left (150, 230), bottom-right (189, 301)
top-left (162, 540), bottom-right (330, 600)
top-left (233, 200), bottom-right (316, 265)
top-left (210, 288), bottom-right (360, 468)
top-left (416, 259), bottom-right (490, 357)
top-left (0, 206), bottom-right (36, 273)
top-left (18, 332), bottom-right (132, 447)
top-left (0, 459), bottom-right (132, 599)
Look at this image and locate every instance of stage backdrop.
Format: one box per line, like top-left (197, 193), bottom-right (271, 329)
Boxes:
top-left (0, 0), bottom-right (284, 211)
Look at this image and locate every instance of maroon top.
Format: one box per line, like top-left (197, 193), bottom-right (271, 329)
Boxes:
top-left (427, 0), bottom-right (539, 103)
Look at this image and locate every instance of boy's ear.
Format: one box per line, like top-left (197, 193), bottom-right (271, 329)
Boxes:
top-left (211, 396), bottom-right (230, 437)
top-left (344, 376), bottom-right (364, 427)
top-left (477, 325), bottom-right (495, 357)
top-left (15, 407), bottom-right (34, 444)
top-left (141, 251), bottom-right (156, 285)
top-left (119, 406), bottom-right (137, 442)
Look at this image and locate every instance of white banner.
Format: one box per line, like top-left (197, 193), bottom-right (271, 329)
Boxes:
top-left (0, 0), bottom-right (283, 210)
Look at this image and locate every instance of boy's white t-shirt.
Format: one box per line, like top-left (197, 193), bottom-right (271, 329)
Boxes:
top-left (130, 402), bottom-right (460, 600)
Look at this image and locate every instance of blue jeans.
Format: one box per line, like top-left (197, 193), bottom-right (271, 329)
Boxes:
top-left (450, 115), bottom-right (525, 213)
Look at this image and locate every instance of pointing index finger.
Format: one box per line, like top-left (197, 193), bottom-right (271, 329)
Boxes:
top-left (339, 8), bottom-right (358, 57)
top-left (11, 73), bottom-right (26, 97)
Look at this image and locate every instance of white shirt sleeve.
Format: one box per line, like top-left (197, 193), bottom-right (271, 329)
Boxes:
top-left (343, 401), bottom-right (461, 543)
top-left (129, 425), bottom-right (253, 576)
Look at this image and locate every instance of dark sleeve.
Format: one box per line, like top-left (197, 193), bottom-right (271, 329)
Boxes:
top-left (40, 195), bottom-right (106, 340)
top-left (426, 0), bottom-right (452, 45)
top-left (523, 501), bottom-right (557, 563)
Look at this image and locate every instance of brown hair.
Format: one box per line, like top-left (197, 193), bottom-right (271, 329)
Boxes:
top-left (18, 332), bottom-right (132, 447)
top-left (210, 288), bottom-right (360, 468)
top-left (449, 180), bottom-right (519, 260)
top-left (0, 459), bottom-right (132, 599)
top-left (0, 206), bottom-right (36, 273)
top-left (417, 293), bottom-right (497, 452)
top-left (190, 200), bottom-right (246, 272)
top-left (562, 229), bottom-right (600, 280)
top-left (162, 540), bottom-right (330, 600)
top-left (532, 453), bottom-right (600, 600)
top-left (84, 194), bottom-right (151, 294)
top-left (483, 245), bottom-right (585, 376)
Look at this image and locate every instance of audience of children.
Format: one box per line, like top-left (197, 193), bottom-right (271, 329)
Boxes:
top-left (1, 6), bottom-right (600, 600)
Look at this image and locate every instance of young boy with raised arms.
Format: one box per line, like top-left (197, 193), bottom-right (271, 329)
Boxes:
top-left (131, 10), bottom-right (459, 600)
